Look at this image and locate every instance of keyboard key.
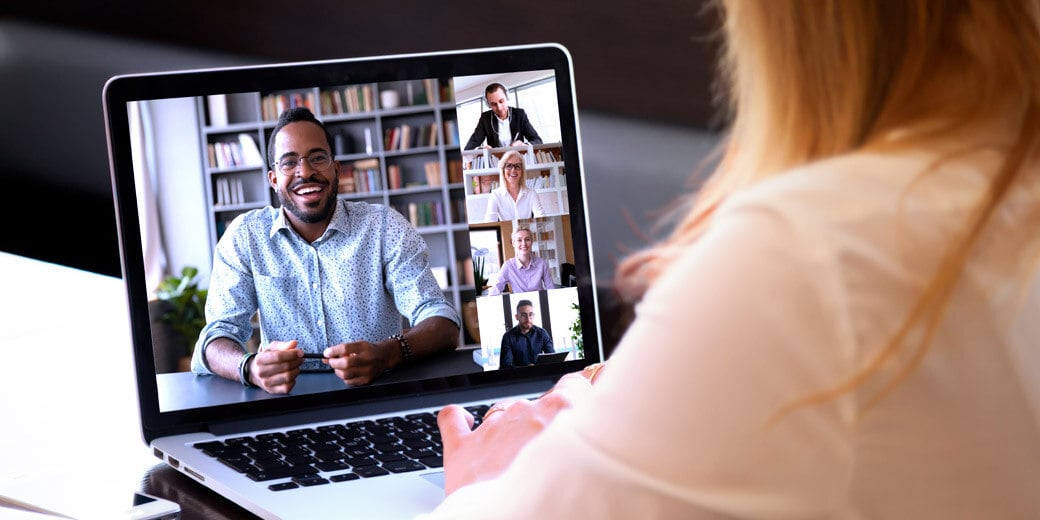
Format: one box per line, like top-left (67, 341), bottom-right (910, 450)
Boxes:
top-left (269, 482), bottom-right (299, 492)
top-left (374, 452), bottom-right (406, 463)
top-left (315, 460), bottom-right (351, 472)
top-left (345, 456), bottom-right (379, 467)
top-left (330, 472), bottom-right (360, 482)
top-left (353, 465), bottom-right (390, 478)
top-left (293, 475), bottom-right (330, 487)
top-left (373, 442), bottom-right (406, 454)
top-left (247, 465), bottom-right (316, 482)
top-left (419, 455), bottom-right (443, 468)
top-left (383, 459), bottom-right (426, 473)
top-left (217, 456), bottom-right (254, 473)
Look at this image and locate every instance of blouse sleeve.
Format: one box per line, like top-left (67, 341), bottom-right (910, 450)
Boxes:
top-left (484, 191), bottom-right (502, 223)
top-left (540, 258), bottom-right (554, 289)
top-left (530, 189), bottom-right (545, 217)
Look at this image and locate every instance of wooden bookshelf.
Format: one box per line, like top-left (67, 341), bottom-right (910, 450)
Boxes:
top-left (196, 78), bottom-right (470, 313)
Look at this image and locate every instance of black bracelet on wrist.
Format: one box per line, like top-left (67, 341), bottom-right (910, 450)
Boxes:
top-left (390, 333), bottom-right (412, 364)
top-left (238, 351), bottom-right (257, 388)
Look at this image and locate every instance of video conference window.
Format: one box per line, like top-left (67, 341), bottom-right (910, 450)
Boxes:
top-left (129, 70), bottom-right (584, 413)
top-left (452, 71), bottom-right (581, 373)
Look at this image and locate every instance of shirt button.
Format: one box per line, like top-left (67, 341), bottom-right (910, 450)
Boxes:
top-left (312, 282), bottom-right (318, 289)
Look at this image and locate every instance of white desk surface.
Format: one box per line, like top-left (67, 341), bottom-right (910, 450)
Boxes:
top-left (0, 251), bottom-right (157, 512)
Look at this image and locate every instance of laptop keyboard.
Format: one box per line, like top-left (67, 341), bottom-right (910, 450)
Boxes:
top-left (192, 405), bottom-right (491, 491)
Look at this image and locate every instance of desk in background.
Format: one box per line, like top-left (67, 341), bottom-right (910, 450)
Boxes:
top-left (158, 348), bottom-right (482, 412)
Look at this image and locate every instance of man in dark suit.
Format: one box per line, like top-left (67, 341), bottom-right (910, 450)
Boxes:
top-left (463, 83), bottom-right (543, 150)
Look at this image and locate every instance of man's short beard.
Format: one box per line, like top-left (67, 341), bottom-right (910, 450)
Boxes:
top-left (279, 181), bottom-right (339, 224)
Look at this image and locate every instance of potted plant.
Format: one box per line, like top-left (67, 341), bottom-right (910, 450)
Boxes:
top-left (155, 266), bottom-right (207, 370)
top-left (471, 246), bottom-right (489, 291)
top-left (569, 303), bottom-right (584, 359)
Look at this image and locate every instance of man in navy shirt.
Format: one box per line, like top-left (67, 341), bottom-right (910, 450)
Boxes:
top-left (499, 299), bottom-right (554, 368)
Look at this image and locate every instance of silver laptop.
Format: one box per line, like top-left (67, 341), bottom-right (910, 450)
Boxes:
top-left (103, 43), bottom-right (602, 519)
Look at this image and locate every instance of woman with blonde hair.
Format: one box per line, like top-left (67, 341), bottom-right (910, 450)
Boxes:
top-left (426, 1), bottom-right (1040, 517)
top-left (482, 149), bottom-right (545, 222)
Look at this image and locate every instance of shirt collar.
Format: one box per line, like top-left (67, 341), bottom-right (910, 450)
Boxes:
top-left (269, 199), bottom-right (348, 241)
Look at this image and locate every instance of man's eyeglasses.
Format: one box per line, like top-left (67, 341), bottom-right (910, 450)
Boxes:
top-left (503, 162), bottom-right (524, 171)
top-left (518, 312), bottom-right (535, 318)
top-left (274, 151), bottom-right (333, 174)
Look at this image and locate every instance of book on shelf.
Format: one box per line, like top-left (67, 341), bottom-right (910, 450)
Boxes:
top-left (468, 153), bottom-right (500, 170)
top-left (332, 89), bottom-right (344, 114)
top-left (414, 122), bottom-right (439, 148)
top-left (262, 91), bottom-right (316, 120)
top-left (471, 174), bottom-right (499, 194)
top-left (341, 158), bottom-right (381, 193)
top-left (422, 79), bottom-right (436, 106)
top-left (450, 198), bottom-right (467, 223)
top-left (340, 85), bottom-right (374, 113)
top-left (442, 120), bottom-right (459, 147)
top-left (447, 159), bottom-right (463, 184)
top-left (208, 134), bottom-right (264, 169)
top-left (238, 134), bottom-right (264, 166)
top-left (338, 168), bottom-right (356, 193)
top-left (364, 127), bottom-right (374, 154)
top-left (384, 126), bottom-right (401, 151)
top-left (319, 90), bottom-right (339, 116)
top-left (534, 149), bottom-right (559, 164)
top-left (388, 164), bottom-right (402, 190)
top-left (214, 177), bottom-right (247, 206)
top-left (395, 200), bottom-right (443, 228)
top-left (321, 85), bottom-right (376, 115)
top-left (207, 94), bottom-right (228, 126)
top-left (440, 79), bottom-right (454, 103)
top-left (525, 173), bottom-right (551, 190)
top-left (424, 161), bottom-right (442, 187)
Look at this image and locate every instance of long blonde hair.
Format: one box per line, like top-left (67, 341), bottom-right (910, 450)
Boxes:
top-left (616, 0), bottom-right (1040, 414)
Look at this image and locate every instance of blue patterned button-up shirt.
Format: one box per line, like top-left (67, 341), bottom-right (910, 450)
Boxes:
top-left (191, 200), bottom-right (459, 374)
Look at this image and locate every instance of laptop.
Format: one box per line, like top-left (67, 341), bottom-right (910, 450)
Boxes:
top-left (535, 352), bottom-right (571, 365)
top-left (103, 43), bottom-right (602, 519)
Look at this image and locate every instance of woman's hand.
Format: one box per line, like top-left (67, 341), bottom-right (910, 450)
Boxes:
top-left (437, 364), bottom-right (606, 495)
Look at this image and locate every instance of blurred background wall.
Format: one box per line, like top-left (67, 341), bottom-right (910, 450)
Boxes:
top-left (0, 1), bottom-right (724, 280)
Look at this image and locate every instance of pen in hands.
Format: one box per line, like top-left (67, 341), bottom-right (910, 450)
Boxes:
top-left (251, 339), bottom-right (305, 394)
top-left (322, 340), bottom-right (394, 386)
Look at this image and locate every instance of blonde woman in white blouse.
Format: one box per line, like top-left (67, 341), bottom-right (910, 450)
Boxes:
top-left (425, 1), bottom-right (1040, 518)
top-left (483, 150), bottom-right (545, 222)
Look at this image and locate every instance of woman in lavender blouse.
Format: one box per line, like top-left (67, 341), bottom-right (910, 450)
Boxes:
top-left (488, 227), bottom-right (554, 295)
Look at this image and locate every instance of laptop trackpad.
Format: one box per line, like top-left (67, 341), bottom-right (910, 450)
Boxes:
top-left (421, 471), bottom-right (445, 489)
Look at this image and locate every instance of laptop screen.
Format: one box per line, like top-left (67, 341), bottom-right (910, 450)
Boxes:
top-left (103, 44), bottom-right (601, 441)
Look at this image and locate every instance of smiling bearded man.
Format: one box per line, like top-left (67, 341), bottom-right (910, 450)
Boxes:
top-left (190, 107), bottom-right (461, 394)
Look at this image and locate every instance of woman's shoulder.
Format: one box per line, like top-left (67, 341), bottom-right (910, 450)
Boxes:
top-left (722, 150), bottom-right (991, 228)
